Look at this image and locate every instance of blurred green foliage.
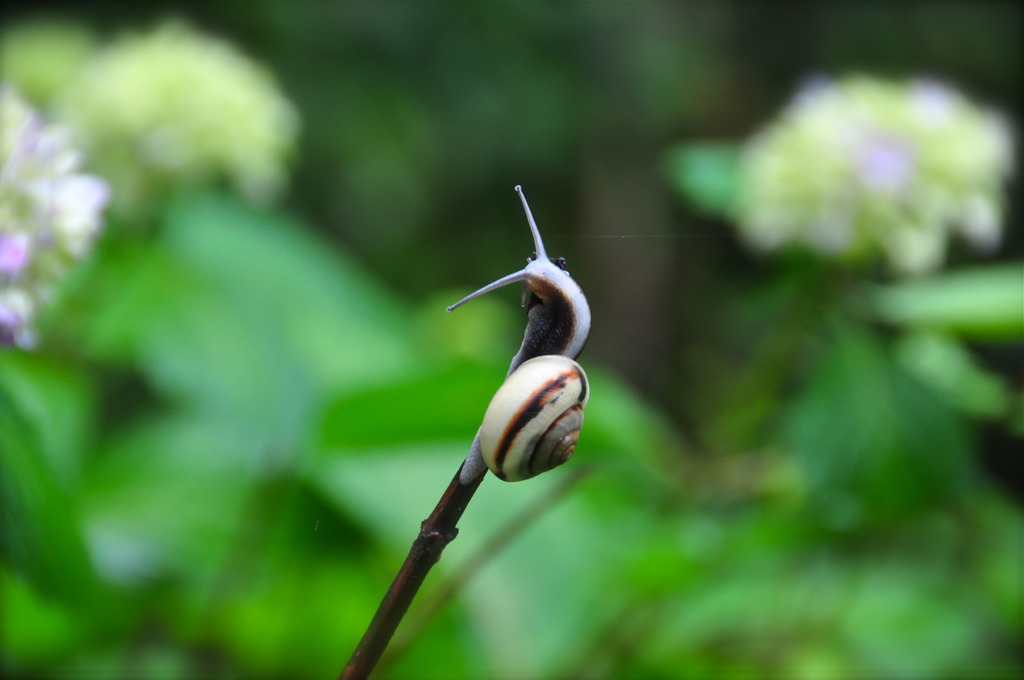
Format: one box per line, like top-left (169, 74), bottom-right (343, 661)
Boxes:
top-left (1, 3), bottom-right (1022, 679)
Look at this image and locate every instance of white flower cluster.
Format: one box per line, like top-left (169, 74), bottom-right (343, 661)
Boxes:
top-left (59, 22), bottom-right (299, 210)
top-left (1, 84), bottom-right (110, 347)
top-left (738, 77), bottom-right (1014, 274)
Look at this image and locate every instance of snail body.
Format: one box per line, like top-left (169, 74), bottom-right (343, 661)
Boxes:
top-left (448, 186), bottom-right (592, 484)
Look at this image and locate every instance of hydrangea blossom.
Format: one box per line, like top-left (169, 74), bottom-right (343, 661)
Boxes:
top-left (738, 77), bottom-right (1014, 274)
top-left (0, 21), bottom-right (98, 105)
top-left (58, 21), bottom-right (299, 211)
top-left (0, 84), bottom-right (110, 347)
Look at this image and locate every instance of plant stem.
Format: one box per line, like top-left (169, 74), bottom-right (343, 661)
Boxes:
top-left (377, 465), bottom-right (591, 675)
top-left (339, 463), bottom-right (485, 680)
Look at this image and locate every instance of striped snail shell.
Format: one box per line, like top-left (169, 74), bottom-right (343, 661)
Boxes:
top-left (479, 355), bottom-right (589, 482)
top-left (448, 186), bottom-right (592, 484)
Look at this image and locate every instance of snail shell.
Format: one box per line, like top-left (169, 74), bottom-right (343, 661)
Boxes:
top-left (480, 355), bottom-right (589, 482)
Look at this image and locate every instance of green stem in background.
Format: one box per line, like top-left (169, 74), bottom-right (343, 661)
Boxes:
top-left (339, 464), bottom-right (485, 680)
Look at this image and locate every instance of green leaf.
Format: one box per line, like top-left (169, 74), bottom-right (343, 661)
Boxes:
top-left (839, 562), bottom-right (986, 678)
top-left (0, 567), bottom-right (82, 671)
top-left (213, 558), bottom-right (381, 680)
top-left (869, 263), bottom-right (1024, 340)
top-left (0, 352), bottom-right (94, 489)
top-left (0, 388), bottom-right (95, 605)
top-left (894, 332), bottom-right (1010, 418)
top-left (665, 142), bottom-right (742, 219)
top-left (160, 192), bottom-right (418, 396)
top-left (72, 191), bottom-right (421, 461)
top-left (785, 324), bottom-right (976, 526)
top-left (76, 415), bottom-right (255, 586)
top-left (319, 362), bottom-right (498, 450)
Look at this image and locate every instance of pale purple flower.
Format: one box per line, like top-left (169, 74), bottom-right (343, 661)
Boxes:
top-left (1, 84), bottom-right (110, 348)
top-left (0, 233), bottom-right (31, 275)
top-left (856, 136), bottom-right (916, 194)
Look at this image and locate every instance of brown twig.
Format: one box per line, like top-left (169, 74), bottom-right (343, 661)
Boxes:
top-left (376, 465), bottom-right (593, 675)
top-left (339, 463), bottom-right (485, 680)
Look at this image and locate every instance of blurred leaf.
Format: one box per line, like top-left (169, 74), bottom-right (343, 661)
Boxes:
top-left (869, 263), bottom-right (1024, 340)
top-left (785, 324), bottom-right (976, 525)
top-left (80, 242), bottom-right (317, 458)
top-left (69, 191), bottom-right (420, 461)
top-left (77, 415), bottom-right (254, 586)
top-left (0, 567), bottom-right (82, 672)
top-left (319, 362), bottom-right (498, 450)
top-left (0, 388), bottom-right (95, 605)
top-left (213, 559), bottom-right (374, 680)
top-left (310, 446), bottom-right (467, 576)
top-left (840, 562), bottom-right (985, 678)
top-left (416, 291), bottom-right (518, 367)
top-left (0, 352), bottom-right (94, 488)
top-left (665, 142), bottom-right (741, 219)
top-left (636, 504), bottom-right (1014, 679)
top-left (584, 367), bottom-right (683, 462)
top-left (976, 498), bottom-right (1024, 634)
top-left (160, 192), bottom-right (418, 396)
top-left (894, 331), bottom-right (1010, 418)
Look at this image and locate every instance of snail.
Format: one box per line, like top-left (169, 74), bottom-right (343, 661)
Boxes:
top-left (448, 186), bottom-right (591, 483)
